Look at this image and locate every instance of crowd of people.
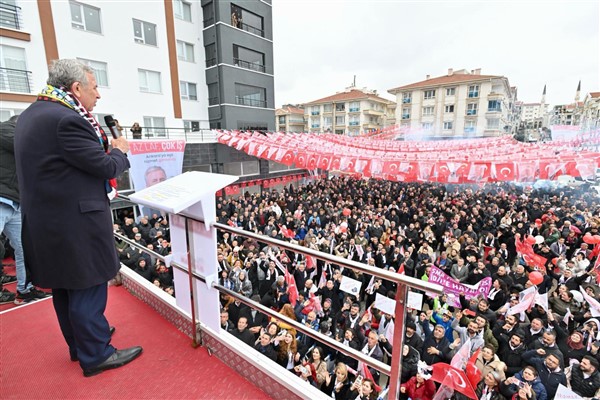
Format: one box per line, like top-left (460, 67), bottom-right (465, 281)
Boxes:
top-left (116, 175), bottom-right (600, 399)
top-left (209, 176), bottom-right (600, 400)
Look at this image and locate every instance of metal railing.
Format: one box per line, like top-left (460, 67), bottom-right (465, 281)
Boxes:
top-left (208, 96), bottom-right (219, 106)
top-left (233, 58), bottom-right (265, 73)
top-left (0, 67), bottom-right (32, 93)
top-left (205, 58), bottom-right (217, 68)
top-left (117, 125), bottom-right (216, 143)
top-left (239, 21), bottom-right (264, 37)
top-left (235, 96), bottom-right (267, 108)
top-left (114, 194), bottom-right (443, 400)
top-left (0, 1), bottom-right (22, 30)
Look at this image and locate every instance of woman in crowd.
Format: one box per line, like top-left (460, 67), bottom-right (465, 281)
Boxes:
top-left (276, 331), bottom-right (299, 371)
top-left (348, 377), bottom-right (378, 400)
top-left (321, 362), bottom-right (351, 399)
top-left (232, 269), bottom-right (253, 298)
top-left (400, 368), bottom-right (435, 400)
top-left (305, 346), bottom-right (328, 389)
top-left (475, 344), bottom-right (507, 382)
top-left (476, 371), bottom-right (505, 400)
top-left (500, 366), bottom-right (546, 400)
top-left (130, 122), bottom-right (142, 139)
top-left (488, 279), bottom-right (508, 311)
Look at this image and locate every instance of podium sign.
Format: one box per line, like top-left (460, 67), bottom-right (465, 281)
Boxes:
top-left (130, 171), bottom-right (238, 331)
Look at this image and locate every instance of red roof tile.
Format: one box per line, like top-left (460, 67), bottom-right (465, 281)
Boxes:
top-left (305, 89), bottom-right (391, 105)
top-left (590, 92), bottom-right (600, 98)
top-left (388, 73), bottom-right (502, 93)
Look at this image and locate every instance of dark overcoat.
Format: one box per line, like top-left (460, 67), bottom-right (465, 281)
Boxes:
top-left (14, 100), bottom-right (129, 289)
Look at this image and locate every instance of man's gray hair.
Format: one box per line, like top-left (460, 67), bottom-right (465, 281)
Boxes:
top-left (47, 59), bottom-right (94, 89)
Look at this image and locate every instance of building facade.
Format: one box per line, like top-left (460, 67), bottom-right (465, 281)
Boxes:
top-left (581, 92), bottom-right (600, 131)
top-left (275, 105), bottom-right (305, 132)
top-left (304, 87), bottom-right (395, 136)
top-left (0, 0), bottom-right (215, 135)
top-left (520, 103), bottom-right (548, 129)
top-left (201, 0), bottom-right (275, 131)
top-left (388, 68), bottom-right (517, 137)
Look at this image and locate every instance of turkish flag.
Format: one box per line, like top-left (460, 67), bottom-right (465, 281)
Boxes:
top-left (318, 154), bottom-right (332, 170)
top-left (339, 157), bottom-right (356, 173)
top-left (492, 162), bottom-right (515, 181)
top-left (295, 152), bottom-right (307, 168)
top-left (281, 150), bottom-right (296, 166)
top-left (306, 153), bottom-right (318, 169)
top-left (540, 161), bottom-right (567, 180)
top-left (330, 155), bottom-right (341, 170)
top-left (284, 268), bottom-right (299, 306)
top-left (383, 160), bottom-right (401, 175)
top-left (431, 363), bottom-right (478, 399)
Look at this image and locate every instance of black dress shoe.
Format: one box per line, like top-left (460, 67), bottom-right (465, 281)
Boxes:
top-left (83, 346), bottom-right (143, 377)
top-left (70, 326), bottom-right (117, 362)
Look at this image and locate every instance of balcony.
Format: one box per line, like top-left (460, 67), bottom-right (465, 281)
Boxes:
top-left (335, 105), bottom-right (345, 112)
top-left (311, 124), bottom-right (320, 128)
top-left (402, 98), bottom-right (411, 104)
top-left (468, 92), bottom-right (479, 98)
top-left (466, 110), bottom-right (477, 116)
top-left (363, 108), bottom-right (384, 116)
top-left (311, 111), bottom-right (320, 115)
top-left (335, 120), bottom-right (345, 126)
top-left (349, 121), bottom-right (359, 126)
top-left (233, 58), bottom-right (265, 73)
top-left (239, 22), bottom-right (264, 37)
top-left (0, 67), bottom-right (32, 93)
top-left (202, 17), bottom-right (215, 28)
top-left (208, 96), bottom-right (219, 105)
top-left (0, 2), bottom-right (23, 30)
top-left (464, 127), bottom-right (476, 133)
top-left (205, 58), bottom-right (217, 68)
top-left (348, 107), bottom-right (360, 113)
top-left (401, 114), bottom-right (410, 120)
top-left (235, 96), bottom-right (266, 108)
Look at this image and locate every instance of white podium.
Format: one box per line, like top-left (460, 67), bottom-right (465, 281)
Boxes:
top-left (129, 171), bottom-right (238, 337)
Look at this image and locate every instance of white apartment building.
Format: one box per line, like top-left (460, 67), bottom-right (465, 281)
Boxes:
top-left (304, 87), bottom-right (396, 136)
top-left (521, 103), bottom-right (548, 129)
top-left (0, 0), bottom-right (209, 134)
top-left (581, 92), bottom-right (600, 131)
top-left (388, 68), bottom-right (516, 137)
top-left (275, 105), bottom-right (305, 132)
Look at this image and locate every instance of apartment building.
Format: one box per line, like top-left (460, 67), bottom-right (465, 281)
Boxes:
top-left (275, 105), bottom-right (305, 132)
top-left (521, 103), bottom-right (548, 129)
top-left (304, 87), bottom-right (396, 136)
top-left (581, 92), bottom-right (600, 131)
top-left (388, 68), bottom-right (516, 137)
top-left (201, 0), bottom-right (274, 131)
top-left (0, 0), bottom-right (215, 134)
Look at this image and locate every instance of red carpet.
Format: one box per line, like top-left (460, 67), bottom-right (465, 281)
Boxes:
top-left (1, 285), bottom-right (273, 399)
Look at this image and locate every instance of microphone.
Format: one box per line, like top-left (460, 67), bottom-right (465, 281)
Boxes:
top-left (104, 115), bottom-right (121, 139)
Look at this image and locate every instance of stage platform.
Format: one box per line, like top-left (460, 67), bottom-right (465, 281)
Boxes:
top-left (0, 284), bottom-right (273, 399)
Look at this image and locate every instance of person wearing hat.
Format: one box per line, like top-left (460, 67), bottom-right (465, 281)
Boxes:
top-left (547, 311), bottom-right (588, 365)
top-left (400, 361), bottom-right (435, 400)
top-left (475, 371), bottom-right (504, 400)
top-left (569, 355), bottom-right (600, 398)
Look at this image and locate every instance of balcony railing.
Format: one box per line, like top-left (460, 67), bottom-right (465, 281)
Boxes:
top-left (205, 58), bottom-right (217, 68)
top-left (233, 58), bottom-right (265, 73)
top-left (468, 91), bottom-right (479, 98)
top-left (203, 17), bottom-right (214, 28)
top-left (235, 96), bottom-right (266, 108)
top-left (466, 109), bottom-right (477, 116)
top-left (487, 107), bottom-right (502, 113)
top-left (310, 124), bottom-right (320, 128)
top-left (348, 121), bottom-right (359, 126)
top-left (310, 111), bottom-right (319, 115)
top-left (0, 2), bottom-right (22, 30)
top-left (348, 107), bottom-right (360, 112)
top-left (335, 106), bottom-right (345, 112)
top-left (239, 22), bottom-right (264, 37)
top-left (0, 67), bottom-right (32, 93)
top-left (116, 125), bottom-right (216, 143)
top-left (208, 96), bottom-right (219, 106)
top-left (402, 114), bottom-right (410, 119)
top-left (402, 98), bottom-right (411, 103)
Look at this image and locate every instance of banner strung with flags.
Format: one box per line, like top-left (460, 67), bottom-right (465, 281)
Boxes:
top-left (427, 266), bottom-right (492, 307)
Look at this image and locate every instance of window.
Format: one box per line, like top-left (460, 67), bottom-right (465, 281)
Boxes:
top-left (464, 120), bottom-right (476, 133)
top-left (443, 121), bottom-right (453, 130)
top-left (423, 106), bottom-right (434, 116)
top-left (445, 105), bottom-right (454, 113)
top-left (422, 122), bottom-right (433, 130)
top-left (208, 82), bottom-right (219, 105)
top-left (335, 103), bottom-right (345, 112)
top-left (78, 58), bottom-right (108, 87)
top-left (310, 117), bottom-right (320, 128)
top-left (402, 107), bottom-right (410, 119)
top-left (70, 2), bottom-right (101, 33)
top-left (176, 40), bottom-right (195, 62)
top-left (202, 2), bottom-right (214, 27)
top-left (235, 83), bottom-right (266, 108)
top-left (349, 102), bottom-right (360, 112)
top-left (446, 87), bottom-right (455, 96)
top-left (468, 85), bottom-right (479, 98)
top-left (278, 116), bottom-right (285, 124)
top-left (233, 45), bottom-right (265, 72)
top-left (143, 116), bottom-right (166, 137)
top-left (138, 69), bottom-right (161, 93)
top-left (402, 92), bottom-right (411, 103)
top-left (0, 45), bottom-right (30, 93)
top-left (310, 106), bottom-right (320, 115)
top-left (1, 0), bottom-right (20, 30)
top-left (486, 118), bottom-right (500, 129)
top-left (323, 104), bottom-right (332, 113)
top-left (323, 117), bottom-right (332, 129)
top-left (423, 90), bottom-right (435, 100)
top-left (349, 116), bottom-right (359, 126)
top-left (335, 116), bottom-right (345, 125)
top-left (231, 4), bottom-right (264, 37)
top-left (223, 161), bottom-right (259, 177)
top-left (180, 81), bottom-right (197, 100)
top-left (133, 19), bottom-right (157, 46)
top-left (488, 100), bottom-right (502, 112)
top-left (174, 0), bottom-right (192, 22)
top-left (205, 43), bottom-right (216, 67)
top-left (183, 120), bottom-right (200, 132)
top-left (335, 129), bottom-right (344, 135)
top-left (466, 103), bottom-right (478, 115)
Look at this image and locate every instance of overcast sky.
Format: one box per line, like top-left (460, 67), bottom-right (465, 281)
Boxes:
top-left (272, 0), bottom-right (599, 108)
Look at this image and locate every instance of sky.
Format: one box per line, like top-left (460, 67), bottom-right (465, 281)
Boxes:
top-left (272, 0), bottom-right (599, 108)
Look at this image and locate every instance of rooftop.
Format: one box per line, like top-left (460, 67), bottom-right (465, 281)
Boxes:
top-left (305, 88), bottom-right (392, 105)
top-left (388, 69), bottom-right (503, 93)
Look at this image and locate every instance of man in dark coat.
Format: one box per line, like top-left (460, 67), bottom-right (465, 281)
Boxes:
top-left (14, 59), bottom-right (142, 377)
